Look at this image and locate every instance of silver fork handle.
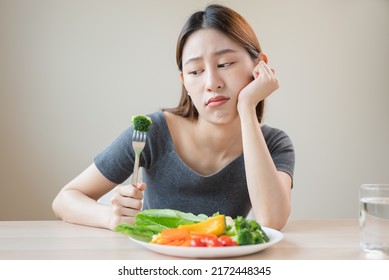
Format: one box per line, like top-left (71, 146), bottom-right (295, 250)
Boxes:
top-left (131, 154), bottom-right (140, 186)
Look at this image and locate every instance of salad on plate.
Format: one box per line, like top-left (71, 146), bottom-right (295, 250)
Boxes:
top-left (115, 209), bottom-right (269, 248)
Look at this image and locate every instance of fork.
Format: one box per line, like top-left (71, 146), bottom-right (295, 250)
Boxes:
top-left (131, 130), bottom-right (147, 186)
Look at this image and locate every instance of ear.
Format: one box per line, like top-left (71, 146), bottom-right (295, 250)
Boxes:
top-left (259, 52), bottom-right (268, 64)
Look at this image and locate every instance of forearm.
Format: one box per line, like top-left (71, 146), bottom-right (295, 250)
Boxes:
top-left (239, 108), bottom-right (291, 230)
top-left (52, 189), bottom-right (112, 229)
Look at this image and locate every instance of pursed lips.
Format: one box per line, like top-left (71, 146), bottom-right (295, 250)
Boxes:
top-left (206, 95), bottom-right (230, 107)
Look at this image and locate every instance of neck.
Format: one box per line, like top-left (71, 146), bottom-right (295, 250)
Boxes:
top-left (193, 117), bottom-right (242, 154)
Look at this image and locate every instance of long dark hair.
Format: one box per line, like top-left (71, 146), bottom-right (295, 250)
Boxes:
top-left (164, 4), bottom-right (265, 122)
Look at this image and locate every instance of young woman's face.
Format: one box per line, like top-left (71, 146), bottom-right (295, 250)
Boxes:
top-left (181, 29), bottom-right (257, 125)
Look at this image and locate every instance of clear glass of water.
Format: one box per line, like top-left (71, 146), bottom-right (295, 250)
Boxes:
top-left (359, 184), bottom-right (389, 254)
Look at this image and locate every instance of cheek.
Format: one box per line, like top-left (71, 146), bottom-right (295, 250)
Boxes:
top-left (182, 78), bottom-right (203, 106)
top-left (188, 91), bottom-right (203, 106)
top-left (227, 70), bottom-right (253, 93)
top-left (183, 76), bottom-right (203, 95)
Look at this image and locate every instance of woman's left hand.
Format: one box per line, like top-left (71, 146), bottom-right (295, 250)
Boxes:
top-left (237, 60), bottom-right (279, 114)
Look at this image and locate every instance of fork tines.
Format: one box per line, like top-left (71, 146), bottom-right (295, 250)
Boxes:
top-left (132, 130), bottom-right (147, 142)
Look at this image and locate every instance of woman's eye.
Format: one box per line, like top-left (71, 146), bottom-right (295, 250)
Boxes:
top-left (189, 69), bottom-right (203, 76)
top-left (218, 62), bottom-right (233, 68)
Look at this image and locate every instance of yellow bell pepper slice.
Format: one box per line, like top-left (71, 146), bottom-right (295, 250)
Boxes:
top-left (178, 214), bottom-right (226, 236)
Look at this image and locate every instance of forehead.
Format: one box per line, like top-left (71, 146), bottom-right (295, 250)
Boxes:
top-left (182, 29), bottom-right (246, 61)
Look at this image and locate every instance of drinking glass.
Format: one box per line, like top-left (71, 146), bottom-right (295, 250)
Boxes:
top-left (359, 184), bottom-right (389, 254)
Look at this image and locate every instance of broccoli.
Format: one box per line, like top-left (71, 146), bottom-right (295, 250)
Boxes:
top-left (132, 115), bottom-right (152, 132)
top-left (226, 216), bottom-right (269, 245)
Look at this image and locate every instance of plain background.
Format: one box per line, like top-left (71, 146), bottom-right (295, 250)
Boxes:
top-left (1, 0), bottom-right (388, 221)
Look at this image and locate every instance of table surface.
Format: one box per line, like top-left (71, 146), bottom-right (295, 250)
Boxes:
top-left (0, 219), bottom-right (388, 260)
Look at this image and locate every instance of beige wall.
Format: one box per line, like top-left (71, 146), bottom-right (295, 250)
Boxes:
top-left (1, 0), bottom-right (388, 221)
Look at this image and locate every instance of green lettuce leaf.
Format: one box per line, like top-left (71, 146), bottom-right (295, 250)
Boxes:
top-left (115, 224), bottom-right (158, 242)
top-left (115, 209), bottom-right (208, 242)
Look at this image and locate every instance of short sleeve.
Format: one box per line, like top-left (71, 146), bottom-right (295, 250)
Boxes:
top-left (93, 127), bottom-right (135, 184)
top-left (261, 125), bottom-right (295, 180)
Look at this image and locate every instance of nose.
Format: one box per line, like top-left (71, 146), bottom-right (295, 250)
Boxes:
top-left (205, 68), bottom-right (224, 92)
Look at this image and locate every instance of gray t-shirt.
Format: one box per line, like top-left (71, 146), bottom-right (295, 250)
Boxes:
top-left (94, 111), bottom-right (295, 218)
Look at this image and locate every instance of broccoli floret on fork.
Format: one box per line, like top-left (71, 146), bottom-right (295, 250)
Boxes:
top-left (132, 115), bottom-right (152, 132)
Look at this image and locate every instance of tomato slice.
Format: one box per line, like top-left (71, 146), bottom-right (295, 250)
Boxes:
top-left (190, 238), bottom-right (207, 247)
top-left (205, 237), bottom-right (222, 247)
top-left (188, 233), bottom-right (237, 247)
top-left (217, 235), bottom-right (237, 246)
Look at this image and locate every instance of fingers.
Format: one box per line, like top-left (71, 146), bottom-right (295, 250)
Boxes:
top-left (137, 182), bottom-right (147, 192)
top-left (245, 60), bottom-right (279, 98)
top-left (108, 183), bottom-right (147, 229)
top-left (262, 63), bottom-right (278, 84)
top-left (110, 200), bottom-right (140, 228)
top-left (112, 203), bottom-right (141, 217)
top-left (253, 60), bottom-right (275, 79)
top-left (111, 184), bottom-right (145, 212)
top-left (117, 184), bottom-right (144, 200)
top-left (252, 62), bottom-right (278, 93)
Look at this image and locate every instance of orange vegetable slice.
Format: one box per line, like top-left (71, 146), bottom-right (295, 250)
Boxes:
top-left (160, 228), bottom-right (189, 241)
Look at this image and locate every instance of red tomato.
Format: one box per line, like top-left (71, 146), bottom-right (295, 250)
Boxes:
top-left (189, 233), bottom-right (237, 247)
top-left (217, 235), bottom-right (237, 246)
top-left (205, 237), bottom-right (222, 247)
top-left (190, 238), bottom-right (206, 247)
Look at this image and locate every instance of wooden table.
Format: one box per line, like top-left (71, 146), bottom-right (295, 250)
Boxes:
top-left (0, 220), bottom-right (388, 260)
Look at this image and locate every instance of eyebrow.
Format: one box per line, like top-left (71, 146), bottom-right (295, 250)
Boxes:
top-left (183, 49), bottom-right (237, 66)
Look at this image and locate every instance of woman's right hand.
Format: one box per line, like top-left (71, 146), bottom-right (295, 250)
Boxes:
top-left (108, 183), bottom-right (146, 230)
top-left (237, 60), bottom-right (279, 115)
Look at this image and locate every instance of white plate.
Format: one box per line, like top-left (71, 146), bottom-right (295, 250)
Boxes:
top-left (129, 227), bottom-right (283, 258)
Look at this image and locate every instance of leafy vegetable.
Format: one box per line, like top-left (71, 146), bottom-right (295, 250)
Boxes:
top-left (115, 224), bottom-right (157, 242)
top-left (115, 209), bottom-right (207, 242)
top-left (131, 115), bottom-right (152, 132)
top-left (226, 216), bottom-right (269, 245)
top-left (136, 209), bottom-right (207, 229)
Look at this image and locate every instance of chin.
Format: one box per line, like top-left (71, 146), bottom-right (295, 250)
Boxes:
top-left (209, 111), bottom-right (239, 125)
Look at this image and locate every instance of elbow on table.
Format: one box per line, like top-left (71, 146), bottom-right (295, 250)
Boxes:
top-left (52, 193), bottom-right (64, 220)
top-left (253, 211), bottom-right (290, 231)
top-left (260, 218), bottom-right (288, 231)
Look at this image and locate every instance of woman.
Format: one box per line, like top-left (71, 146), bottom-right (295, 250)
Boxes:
top-left (52, 4), bottom-right (295, 231)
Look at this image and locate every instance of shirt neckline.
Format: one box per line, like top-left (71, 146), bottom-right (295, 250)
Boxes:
top-left (157, 111), bottom-right (244, 178)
